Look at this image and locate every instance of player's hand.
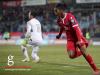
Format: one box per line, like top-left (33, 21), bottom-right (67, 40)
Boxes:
top-left (56, 35), bottom-right (61, 39)
top-left (25, 33), bottom-right (30, 39)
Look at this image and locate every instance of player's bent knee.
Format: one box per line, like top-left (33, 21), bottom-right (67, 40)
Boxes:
top-left (67, 50), bottom-right (76, 59)
top-left (69, 55), bottom-right (76, 59)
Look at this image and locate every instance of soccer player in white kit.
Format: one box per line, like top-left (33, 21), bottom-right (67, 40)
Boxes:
top-left (21, 11), bottom-right (43, 62)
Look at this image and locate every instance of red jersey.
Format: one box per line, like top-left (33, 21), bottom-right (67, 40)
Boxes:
top-left (57, 12), bottom-right (88, 45)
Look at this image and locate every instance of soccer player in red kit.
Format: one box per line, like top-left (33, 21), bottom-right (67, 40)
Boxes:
top-left (54, 3), bottom-right (100, 75)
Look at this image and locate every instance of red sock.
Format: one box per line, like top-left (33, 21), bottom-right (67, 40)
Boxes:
top-left (85, 54), bottom-right (98, 71)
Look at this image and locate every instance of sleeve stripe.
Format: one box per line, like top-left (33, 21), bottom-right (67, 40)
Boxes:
top-left (72, 24), bottom-right (78, 27)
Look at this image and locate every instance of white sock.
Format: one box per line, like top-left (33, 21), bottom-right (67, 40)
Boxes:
top-left (21, 45), bottom-right (29, 59)
top-left (31, 46), bottom-right (39, 60)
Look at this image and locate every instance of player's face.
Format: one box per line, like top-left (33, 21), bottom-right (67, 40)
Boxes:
top-left (54, 8), bottom-right (62, 17)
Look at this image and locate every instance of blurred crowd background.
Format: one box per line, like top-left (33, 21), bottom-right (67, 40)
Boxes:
top-left (0, 0), bottom-right (100, 41)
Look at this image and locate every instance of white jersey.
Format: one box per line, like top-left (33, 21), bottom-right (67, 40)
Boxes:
top-left (26, 18), bottom-right (43, 43)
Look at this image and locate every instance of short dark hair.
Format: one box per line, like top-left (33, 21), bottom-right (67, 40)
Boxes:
top-left (55, 3), bottom-right (66, 10)
top-left (31, 10), bottom-right (37, 17)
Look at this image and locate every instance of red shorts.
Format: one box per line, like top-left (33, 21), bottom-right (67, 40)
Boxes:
top-left (67, 41), bottom-right (77, 51)
top-left (67, 40), bottom-right (88, 51)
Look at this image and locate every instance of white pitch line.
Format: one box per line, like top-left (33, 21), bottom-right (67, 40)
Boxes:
top-left (63, 63), bottom-right (100, 67)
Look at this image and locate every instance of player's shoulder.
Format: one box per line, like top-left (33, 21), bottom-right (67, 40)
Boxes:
top-left (27, 18), bottom-right (40, 24)
top-left (30, 18), bottom-right (38, 23)
top-left (33, 18), bottom-right (41, 24)
top-left (27, 20), bottom-right (31, 25)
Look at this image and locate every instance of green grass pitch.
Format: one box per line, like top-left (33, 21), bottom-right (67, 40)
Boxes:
top-left (0, 45), bottom-right (100, 75)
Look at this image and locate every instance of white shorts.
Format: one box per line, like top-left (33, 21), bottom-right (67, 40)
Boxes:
top-left (28, 39), bottom-right (43, 46)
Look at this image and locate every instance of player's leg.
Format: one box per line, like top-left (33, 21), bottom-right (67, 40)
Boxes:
top-left (31, 45), bottom-right (40, 63)
top-left (20, 39), bottom-right (30, 62)
top-left (28, 39), bottom-right (41, 63)
top-left (67, 41), bottom-right (82, 59)
top-left (78, 44), bottom-right (100, 74)
top-left (75, 47), bottom-right (82, 58)
top-left (21, 45), bottom-right (30, 62)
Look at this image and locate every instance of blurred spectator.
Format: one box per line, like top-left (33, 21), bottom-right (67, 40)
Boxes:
top-left (2, 31), bottom-right (10, 40)
top-left (0, 3), bottom-right (100, 39)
